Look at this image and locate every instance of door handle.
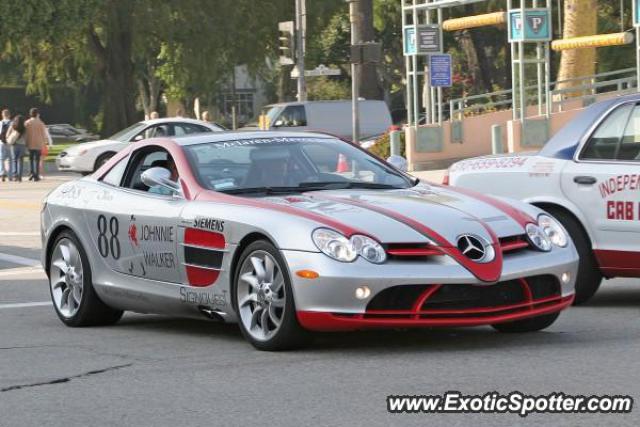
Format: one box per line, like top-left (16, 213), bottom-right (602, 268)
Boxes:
top-left (574, 176), bottom-right (597, 185)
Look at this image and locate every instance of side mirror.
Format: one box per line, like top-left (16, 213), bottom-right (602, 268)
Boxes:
top-left (387, 155), bottom-right (408, 172)
top-left (132, 134), bottom-right (144, 142)
top-left (272, 119), bottom-right (284, 128)
top-left (141, 167), bottom-right (181, 195)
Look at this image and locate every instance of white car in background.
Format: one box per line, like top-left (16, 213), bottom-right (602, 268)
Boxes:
top-left (56, 118), bottom-right (224, 173)
top-left (447, 93), bottom-right (640, 305)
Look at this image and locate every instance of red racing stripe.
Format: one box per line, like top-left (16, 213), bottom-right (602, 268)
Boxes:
top-left (314, 194), bottom-right (503, 283)
top-left (440, 185), bottom-right (535, 228)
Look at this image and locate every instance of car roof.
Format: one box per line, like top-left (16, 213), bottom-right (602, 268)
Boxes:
top-left (169, 130), bottom-right (335, 146)
top-left (141, 117), bottom-right (214, 126)
top-left (539, 92), bottom-right (640, 160)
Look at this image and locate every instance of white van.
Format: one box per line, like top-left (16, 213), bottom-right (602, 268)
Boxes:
top-left (259, 100), bottom-right (392, 141)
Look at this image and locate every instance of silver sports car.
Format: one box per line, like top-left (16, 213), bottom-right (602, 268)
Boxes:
top-left (42, 131), bottom-right (578, 350)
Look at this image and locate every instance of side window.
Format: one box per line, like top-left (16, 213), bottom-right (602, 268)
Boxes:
top-left (277, 106), bottom-right (307, 127)
top-left (133, 124), bottom-right (172, 141)
top-left (174, 123), bottom-right (211, 136)
top-left (101, 157), bottom-right (128, 187)
top-left (618, 105), bottom-right (640, 161)
top-left (123, 149), bottom-right (171, 191)
top-left (581, 104), bottom-right (633, 160)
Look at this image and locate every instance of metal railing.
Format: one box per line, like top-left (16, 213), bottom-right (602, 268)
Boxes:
top-left (447, 67), bottom-right (637, 121)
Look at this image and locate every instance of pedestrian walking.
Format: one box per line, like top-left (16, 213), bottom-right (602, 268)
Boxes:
top-left (6, 115), bottom-right (26, 182)
top-left (0, 109), bottom-right (11, 182)
top-left (24, 108), bottom-right (48, 181)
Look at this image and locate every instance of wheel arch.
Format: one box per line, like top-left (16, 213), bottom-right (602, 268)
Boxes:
top-left (229, 232), bottom-right (278, 299)
top-left (529, 200), bottom-right (594, 247)
top-left (94, 151), bottom-right (117, 171)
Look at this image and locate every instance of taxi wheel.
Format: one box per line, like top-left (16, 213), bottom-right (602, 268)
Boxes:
top-left (48, 230), bottom-right (123, 327)
top-left (232, 240), bottom-right (311, 351)
top-left (492, 312), bottom-right (560, 333)
top-left (542, 207), bottom-right (602, 305)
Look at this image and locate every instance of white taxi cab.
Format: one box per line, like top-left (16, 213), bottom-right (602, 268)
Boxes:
top-left (448, 93), bottom-right (640, 304)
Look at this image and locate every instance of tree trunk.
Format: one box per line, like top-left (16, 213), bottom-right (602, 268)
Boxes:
top-left (556, 0), bottom-right (598, 96)
top-left (88, 0), bottom-right (137, 136)
top-left (353, 0), bottom-right (382, 100)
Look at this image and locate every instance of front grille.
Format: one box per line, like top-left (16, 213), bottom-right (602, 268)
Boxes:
top-left (364, 275), bottom-right (561, 314)
top-left (422, 281), bottom-right (526, 310)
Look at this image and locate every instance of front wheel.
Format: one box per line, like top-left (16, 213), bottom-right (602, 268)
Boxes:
top-left (491, 312), bottom-right (560, 333)
top-left (94, 152), bottom-right (114, 171)
top-left (48, 230), bottom-right (123, 326)
top-left (233, 241), bottom-right (311, 351)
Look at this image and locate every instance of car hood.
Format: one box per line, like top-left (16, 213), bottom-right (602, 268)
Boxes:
top-left (64, 139), bottom-right (122, 155)
top-left (261, 184), bottom-right (532, 246)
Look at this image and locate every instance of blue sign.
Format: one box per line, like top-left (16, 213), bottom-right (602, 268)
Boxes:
top-left (509, 9), bottom-right (551, 42)
top-left (403, 27), bottom-right (417, 56)
top-left (635, 0), bottom-right (640, 27)
top-left (429, 54), bottom-right (452, 87)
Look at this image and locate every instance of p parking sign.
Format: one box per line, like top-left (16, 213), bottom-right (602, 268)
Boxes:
top-left (509, 9), bottom-right (551, 42)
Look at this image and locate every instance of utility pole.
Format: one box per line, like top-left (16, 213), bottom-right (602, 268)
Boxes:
top-left (348, 0), bottom-right (360, 144)
top-left (295, 0), bottom-right (307, 102)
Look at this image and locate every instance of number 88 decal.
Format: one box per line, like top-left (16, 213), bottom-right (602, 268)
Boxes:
top-left (97, 215), bottom-right (121, 260)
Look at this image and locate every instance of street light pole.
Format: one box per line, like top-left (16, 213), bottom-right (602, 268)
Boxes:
top-left (295, 0), bottom-right (307, 102)
top-left (348, 0), bottom-right (360, 144)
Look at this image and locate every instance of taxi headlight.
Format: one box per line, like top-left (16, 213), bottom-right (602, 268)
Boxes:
top-left (312, 228), bottom-right (386, 264)
top-left (538, 214), bottom-right (568, 248)
top-left (526, 223), bottom-right (552, 252)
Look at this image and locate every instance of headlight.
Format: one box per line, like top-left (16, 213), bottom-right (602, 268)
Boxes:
top-left (538, 214), bottom-right (568, 248)
top-left (312, 228), bottom-right (386, 264)
top-left (526, 223), bottom-right (552, 252)
top-left (350, 235), bottom-right (387, 264)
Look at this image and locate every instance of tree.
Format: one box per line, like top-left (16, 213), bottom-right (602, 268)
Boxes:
top-left (556, 0), bottom-right (598, 94)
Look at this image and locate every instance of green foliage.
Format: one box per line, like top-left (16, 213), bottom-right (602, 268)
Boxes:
top-left (307, 77), bottom-right (351, 100)
top-left (368, 130), bottom-right (405, 159)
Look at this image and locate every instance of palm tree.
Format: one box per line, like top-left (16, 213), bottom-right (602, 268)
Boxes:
top-left (556, 0), bottom-right (598, 96)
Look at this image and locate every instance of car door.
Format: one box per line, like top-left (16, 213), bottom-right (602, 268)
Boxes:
top-left (88, 147), bottom-right (185, 283)
top-left (560, 101), bottom-right (640, 272)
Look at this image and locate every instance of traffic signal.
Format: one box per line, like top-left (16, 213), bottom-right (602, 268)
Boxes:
top-left (278, 21), bottom-right (295, 65)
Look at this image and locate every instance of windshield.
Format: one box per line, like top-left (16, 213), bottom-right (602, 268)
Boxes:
top-left (184, 136), bottom-right (413, 194)
top-left (108, 122), bottom-right (147, 141)
top-left (262, 106), bottom-right (284, 128)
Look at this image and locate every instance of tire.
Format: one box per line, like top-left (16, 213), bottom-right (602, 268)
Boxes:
top-left (492, 312), bottom-right (560, 333)
top-left (48, 230), bottom-right (123, 327)
top-left (232, 240), bottom-right (311, 351)
top-left (542, 207), bottom-right (602, 305)
top-left (94, 152), bottom-right (114, 171)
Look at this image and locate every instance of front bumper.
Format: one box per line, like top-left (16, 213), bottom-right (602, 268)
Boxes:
top-left (56, 155), bottom-right (91, 172)
top-left (282, 245), bottom-right (578, 331)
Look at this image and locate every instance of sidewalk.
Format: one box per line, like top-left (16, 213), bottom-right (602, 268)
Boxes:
top-left (411, 169), bottom-right (446, 184)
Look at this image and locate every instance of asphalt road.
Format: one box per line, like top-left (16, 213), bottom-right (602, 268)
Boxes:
top-left (1, 172), bottom-right (640, 427)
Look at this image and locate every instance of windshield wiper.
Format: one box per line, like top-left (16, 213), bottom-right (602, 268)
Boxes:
top-left (300, 181), bottom-right (406, 190)
top-left (221, 186), bottom-right (331, 195)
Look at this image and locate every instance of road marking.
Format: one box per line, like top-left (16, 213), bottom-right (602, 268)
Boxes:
top-left (0, 200), bottom-right (41, 210)
top-left (0, 301), bottom-right (51, 309)
top-left (0, 252), bottom-right (41, 267)
top-left (0, 266), bottom-right (45, 278)
top-left (0, 232), bottom-right (41, 237)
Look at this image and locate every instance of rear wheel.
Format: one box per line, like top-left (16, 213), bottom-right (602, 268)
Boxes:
top-left (232, 241), bottom-right (311, 351)
top-left (48, 230), bottom-right (123, 326)
top-left (492, 312), bottom-right (560, 333)
top-left (541, 207), bottom-right (602, 305)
